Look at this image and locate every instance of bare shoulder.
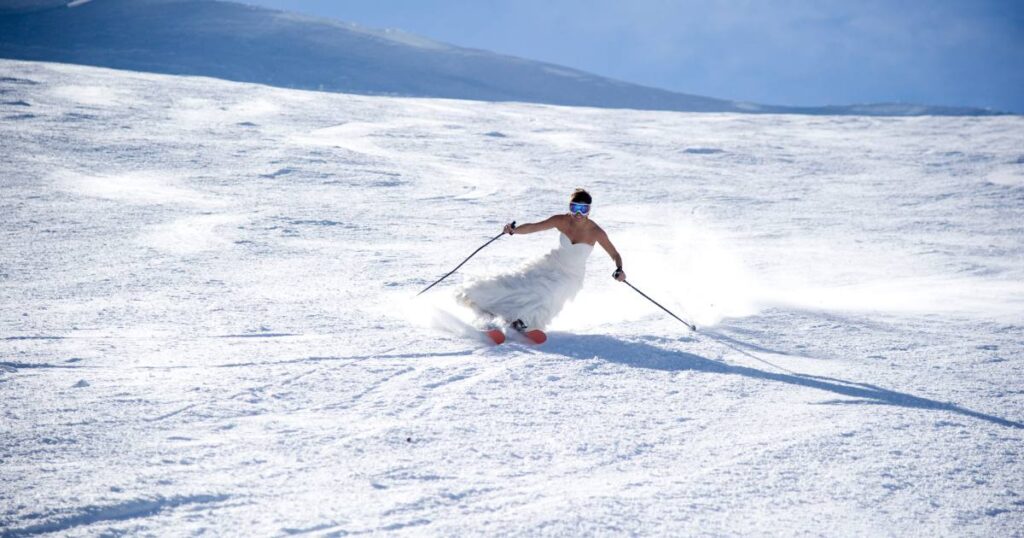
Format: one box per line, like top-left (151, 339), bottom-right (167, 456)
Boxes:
top-left (548, 214), bottom-right (571, 228)
top-left (588, 220), bottom-right (608, 238)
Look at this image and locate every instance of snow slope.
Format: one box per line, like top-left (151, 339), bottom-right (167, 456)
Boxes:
top-left (0, 0), bottom-right (1004, 117)
top-left (1, 60), bottom-right (1023, 536)
top-left (0, 1), bottom-right (83, 13)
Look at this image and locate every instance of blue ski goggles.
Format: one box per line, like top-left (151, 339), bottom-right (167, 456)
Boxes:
top-left (569, 202), bottom-right (591, 215)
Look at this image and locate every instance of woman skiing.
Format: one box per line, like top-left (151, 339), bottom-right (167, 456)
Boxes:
top-left (457, 188), bottom-right (626, 342)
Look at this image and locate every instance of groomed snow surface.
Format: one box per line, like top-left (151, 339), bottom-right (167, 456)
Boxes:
top-left (1, 60), bottom-right (1022, 536)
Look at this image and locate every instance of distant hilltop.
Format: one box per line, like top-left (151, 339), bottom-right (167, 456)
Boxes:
top-left (0, 0), bottom-right (1006, 116)
top-left (0, 0), bottom-right (94, 13)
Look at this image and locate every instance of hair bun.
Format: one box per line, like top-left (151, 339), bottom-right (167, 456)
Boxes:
top-left (570, 188), bottom-right (592, 204)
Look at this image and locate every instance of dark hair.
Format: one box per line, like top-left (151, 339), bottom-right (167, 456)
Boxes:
top-left (570, 188), bottom-right (592, 204)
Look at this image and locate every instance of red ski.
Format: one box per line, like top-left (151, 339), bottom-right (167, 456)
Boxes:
top-left (520, 329), bottom-right (547, 344)
top-left (510, 320), bottom-right (546, 344)
top-left (483, 328), bottom-right (506, 345)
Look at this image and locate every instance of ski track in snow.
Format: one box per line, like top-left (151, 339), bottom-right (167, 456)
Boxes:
top-left (1, 60), bottom-right (1023, 536)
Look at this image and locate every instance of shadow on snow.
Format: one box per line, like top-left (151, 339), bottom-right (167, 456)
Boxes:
top-left (543, 333), bottom-right (1023, 429)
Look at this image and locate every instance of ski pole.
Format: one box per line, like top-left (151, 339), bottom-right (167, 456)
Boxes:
top-left (417, 222), bottom-right (515, 296)
top-left (622, 279), bottom-right (697, 331)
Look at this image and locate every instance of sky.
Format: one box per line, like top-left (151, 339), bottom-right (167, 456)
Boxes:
top-left (237, 0), bottom-right (1024, 113)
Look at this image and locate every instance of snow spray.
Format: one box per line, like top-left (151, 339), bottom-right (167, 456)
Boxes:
top-left (400, 295), bottom-right (495, 343)
top-left (553, 213), bottom-right (760, 331)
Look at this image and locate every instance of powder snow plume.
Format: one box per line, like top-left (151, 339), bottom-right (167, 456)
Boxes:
top-left (555, 214), bottom-right (760, 331)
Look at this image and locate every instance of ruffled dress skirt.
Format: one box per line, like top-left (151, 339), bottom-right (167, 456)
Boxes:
top-left (457, 233), bottom-right (593, 329)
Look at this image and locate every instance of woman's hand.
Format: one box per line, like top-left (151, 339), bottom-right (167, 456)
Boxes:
top-left (503, 222), bottom-right (516, 235)
top-left (612, 268), bottom-right (626, 282)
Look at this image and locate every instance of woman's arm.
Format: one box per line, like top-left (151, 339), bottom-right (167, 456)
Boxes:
top-left (596, 228), bottom-right (626, 281)
top-left (506, 215), bottom-right (562, 235)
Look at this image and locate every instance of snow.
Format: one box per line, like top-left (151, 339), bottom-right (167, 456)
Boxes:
top-left (0, 0), bottom-right (72, 13)
top-left (1, 59), bottom-right (1023, 536)
top-left (56, 170), bottom-right (221, 207)
top-left (0, 0), bottom-right (1005, 116)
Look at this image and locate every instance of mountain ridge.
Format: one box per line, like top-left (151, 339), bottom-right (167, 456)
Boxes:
top-left (0, 0), bottom-right (1006, 116)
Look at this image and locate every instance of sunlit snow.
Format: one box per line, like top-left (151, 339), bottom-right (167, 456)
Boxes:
top-left (1, 60), bottom-right (1022, 535)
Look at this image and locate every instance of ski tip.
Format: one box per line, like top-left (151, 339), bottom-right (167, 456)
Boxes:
top-left (485, 328), bottom-right (506, 345)
top-left (524, 329), bottom-right (547, 344)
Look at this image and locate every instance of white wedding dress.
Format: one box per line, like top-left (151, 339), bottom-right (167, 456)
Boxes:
top-left (457, 233), bottom-right (594, 329)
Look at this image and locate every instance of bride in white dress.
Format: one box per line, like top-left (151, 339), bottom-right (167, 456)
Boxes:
top-left (457, 189), bottom-right (627, 330)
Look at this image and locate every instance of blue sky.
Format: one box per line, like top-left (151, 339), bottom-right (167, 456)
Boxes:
top-left (240, 0), bottom-right (1023, 112)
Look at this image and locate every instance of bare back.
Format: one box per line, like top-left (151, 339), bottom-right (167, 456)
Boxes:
top-left (552, 214), bottom-right (600, 245)
top-left (507, 213), bottom-right (623, 274)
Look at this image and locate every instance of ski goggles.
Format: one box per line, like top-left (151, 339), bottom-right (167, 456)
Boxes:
top-left (569, 202), bottom-right (591, 215)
